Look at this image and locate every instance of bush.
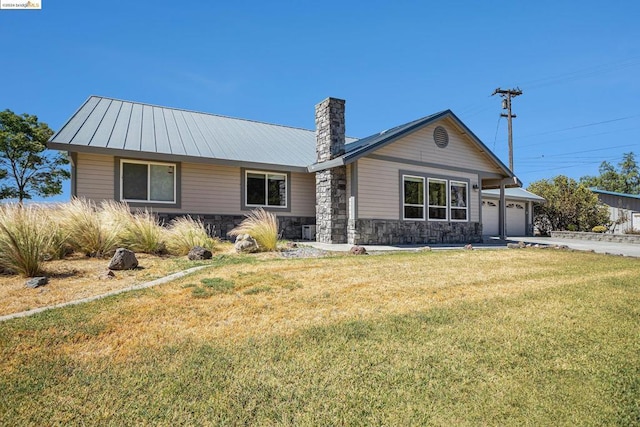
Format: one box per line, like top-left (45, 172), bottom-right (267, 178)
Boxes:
top-left (228, 208), bottom-right (279, 252)
top-left (592, 225), bottom-right (607, 233)
top-left (0, 204), bottom-right (53, 276)
top-left (165, 216), bottom-right (216, 256)
top-left (59, 198), bottom-right (122, 257)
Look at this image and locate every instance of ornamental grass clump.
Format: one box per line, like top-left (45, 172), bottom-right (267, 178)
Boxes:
top-left (101, 201), bottom-right (166, 254)
top-left (0, 203), bottom-right (53, 277)
top-left (60, 198), bottom-right (122, 257)
top-left (165, 216), bottom-right (216, 256)
top-left (41, 204), bottom-right (73, 260)
top-left (228, 208), bottom-right (279, 251)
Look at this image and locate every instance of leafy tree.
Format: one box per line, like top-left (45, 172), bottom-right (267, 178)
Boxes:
top-left (580, 152), bottom-right (640, 194)
top-left (528, 175), bottom-right (609, 234)
top-left (0, 109), bottom-right (70, 203)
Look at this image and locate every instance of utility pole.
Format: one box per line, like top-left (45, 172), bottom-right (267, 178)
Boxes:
top-left (492, 87), bottom-right (522, 172)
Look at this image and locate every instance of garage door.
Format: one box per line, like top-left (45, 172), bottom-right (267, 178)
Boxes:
top-left (506, 202), bottom-right (526, 236)
top-left (482, 200), bottom-right (499, 235)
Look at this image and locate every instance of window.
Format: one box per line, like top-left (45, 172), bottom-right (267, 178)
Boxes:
top-left (450, 181), bottom-right (468, 221)
top-left (246, 171), bottom-right (287, 207)
top-left (403, 175), bottom-right (424, 220)
top-left (121, 160), bottom-right (176, 203)
top-left (428, 178), bottom-right (447, 220)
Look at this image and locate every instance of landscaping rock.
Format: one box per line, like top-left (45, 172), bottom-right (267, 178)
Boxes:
top-left (25, 276), bottom-right (48, 289)
top-left (98, 270), bottom-right (116, 280)
top-left (349, 245), bottom-right (367, 255)
top-left (188, 246), bottom-right (213, 260)
top-left (285, 241), bottom-right (298, 249)
top-left (108, 248), bottom-right (138, 270)
top-left (419, 246), bottom-right (432, 252)
top-left (464, 244), bottom-right (473, 250)
top-left (234, 234), bottom-right (259, 253)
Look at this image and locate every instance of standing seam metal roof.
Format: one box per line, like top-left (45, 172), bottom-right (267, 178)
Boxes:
top-left (49, 96), bottom-right (359, 169)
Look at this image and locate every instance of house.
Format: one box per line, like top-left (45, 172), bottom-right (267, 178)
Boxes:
top-left (48, 95), bottom-right (536, 245)
top-left (590, 188), bottom-right (640, 233)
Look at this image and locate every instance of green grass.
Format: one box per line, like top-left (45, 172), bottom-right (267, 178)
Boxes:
top-left (0, 250), bottom-right (638, 425)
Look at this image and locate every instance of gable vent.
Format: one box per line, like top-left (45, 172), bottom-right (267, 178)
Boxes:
top-left (433, 126), bottom-right (449, 148)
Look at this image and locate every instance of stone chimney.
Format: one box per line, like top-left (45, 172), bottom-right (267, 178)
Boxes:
top-left (315, 97), bottom-right (347, 244)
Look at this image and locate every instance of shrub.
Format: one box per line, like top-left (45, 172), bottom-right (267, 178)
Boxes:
top-left (165, 216), bottom-right (216, 256)
top-left (0, 204), bottom-right (53, 276)
top-left (41, 204), bottom-right (73, 260)
top-left (119, 208), bottom-right (166, 254)
top-left (592, 225), bottom-right (607, 233)
top-left (228, 208), bottom-right (279, 251)
top-left (59, 198), bottom-right (122, 257)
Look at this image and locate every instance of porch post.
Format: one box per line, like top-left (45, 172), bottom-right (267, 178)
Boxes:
top-left (499, 183), bottom-right (507, 239)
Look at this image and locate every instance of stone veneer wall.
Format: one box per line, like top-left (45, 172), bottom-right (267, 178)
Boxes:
top-left (349, 219), bottom-right (483, 245)
top-left (551, 230), bottom-right (640, 244)
top-left (315, 97), bottom-right (348, 244)
top-left (157, 213), bottom-right (315, 241)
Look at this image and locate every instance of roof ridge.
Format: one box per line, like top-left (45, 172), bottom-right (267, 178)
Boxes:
top-left (87, 94), bottom-right (319, 134)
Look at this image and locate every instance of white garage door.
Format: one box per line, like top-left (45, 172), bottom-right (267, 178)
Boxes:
top-left (506, 202), bottom-right (526, 236)
top-left (482, 200), bottom-right (499, 236)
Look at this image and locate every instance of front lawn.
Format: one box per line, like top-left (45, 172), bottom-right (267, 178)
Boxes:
top-left (1, 249), bottom-right (638, 425)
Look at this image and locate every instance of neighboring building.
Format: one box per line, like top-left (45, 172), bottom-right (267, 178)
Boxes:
top-left (481, 188), bottom-right (545, 237)
top-left (590, 188), bottom-right (640, 233)
top-left (48, 95), bottom-right (528, 245)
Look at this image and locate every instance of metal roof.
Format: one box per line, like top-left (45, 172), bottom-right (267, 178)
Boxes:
top-left (589, 188), bottom-right (640, 200)
top-left (482, 188), bottom-right (545, 202)
top-left (48, 96), bottom-right (357, 171)
top-left (49, 96), bottom-right (516, 183)
top-left (312, 110), bottom-right (518, 185)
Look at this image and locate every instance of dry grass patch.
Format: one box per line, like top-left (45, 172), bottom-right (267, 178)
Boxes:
top-left (1, 249), bottom-right (638, 425)
top-left (38, 249), bottom-right (636, 361)
top-left (0, 250), bottom-right (232, 316)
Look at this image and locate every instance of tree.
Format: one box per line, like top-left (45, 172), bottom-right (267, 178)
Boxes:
top-left (528, 175), bottom-right (609, 235)
top-left (580, 152), bottom-right (640, 194)
top-left (0, 109), bottom-right (70, 203)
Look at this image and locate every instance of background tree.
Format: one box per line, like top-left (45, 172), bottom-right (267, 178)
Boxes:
top-left (0, 109), bottom-right (69, 203)
top-left (580, 152), bottom-right (640, 194)
top-left (528, 175), bottom-right (609, 234)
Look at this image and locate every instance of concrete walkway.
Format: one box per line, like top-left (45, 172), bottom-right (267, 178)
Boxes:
top-left (303, 237), bottom-right (640, 258)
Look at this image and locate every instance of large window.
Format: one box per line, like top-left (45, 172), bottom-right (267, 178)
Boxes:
top-left (121, 160), bottom-right (176, 203)
top-left (246, 171), bottom-right (287, 207)
top-left (450, 181), bottom-right (468, 221)
top-left (403, 175), bottom-right (425, 220)
top-left (428, 178), bottom-right (448, 220)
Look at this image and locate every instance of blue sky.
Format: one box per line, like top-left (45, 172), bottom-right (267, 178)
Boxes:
top-left (2, 1), bottom-right (639, 201)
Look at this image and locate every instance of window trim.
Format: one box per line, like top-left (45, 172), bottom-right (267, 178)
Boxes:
top-left (402, 174), bottom-right (425, 221)
top-left (115, 158), bottom-right (181, 208)
top-left (449, 180), bottom-right (469, 222)
top-left (241, 168), bottom-right (291, 212)
top-left (428, 178), bottom-right (448, 221)
top-left (398, 170), bottom-right (471, 223)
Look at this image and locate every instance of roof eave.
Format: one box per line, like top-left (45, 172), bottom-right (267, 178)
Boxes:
top-left (47, 143), bottom-right (309, 173)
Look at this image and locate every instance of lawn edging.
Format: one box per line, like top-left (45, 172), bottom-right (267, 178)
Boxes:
top-left (0, 265), bottom-right (209, 323)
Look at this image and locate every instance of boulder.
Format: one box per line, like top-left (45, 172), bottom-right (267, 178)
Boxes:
top-left (188, 246), bottom-right (213, 260)
top-left (464, 244), bottom-right (473, 250)
top-left (349, 245), bottom-right (367, 255)
top-left (108, 248), bottom-right (138, 270)
top-left (25, 276), bottom-right (48, 289)
top-left (419, 246), bottom-right (432, 252)
top-left (234, 234), bottom-right (259, 253)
